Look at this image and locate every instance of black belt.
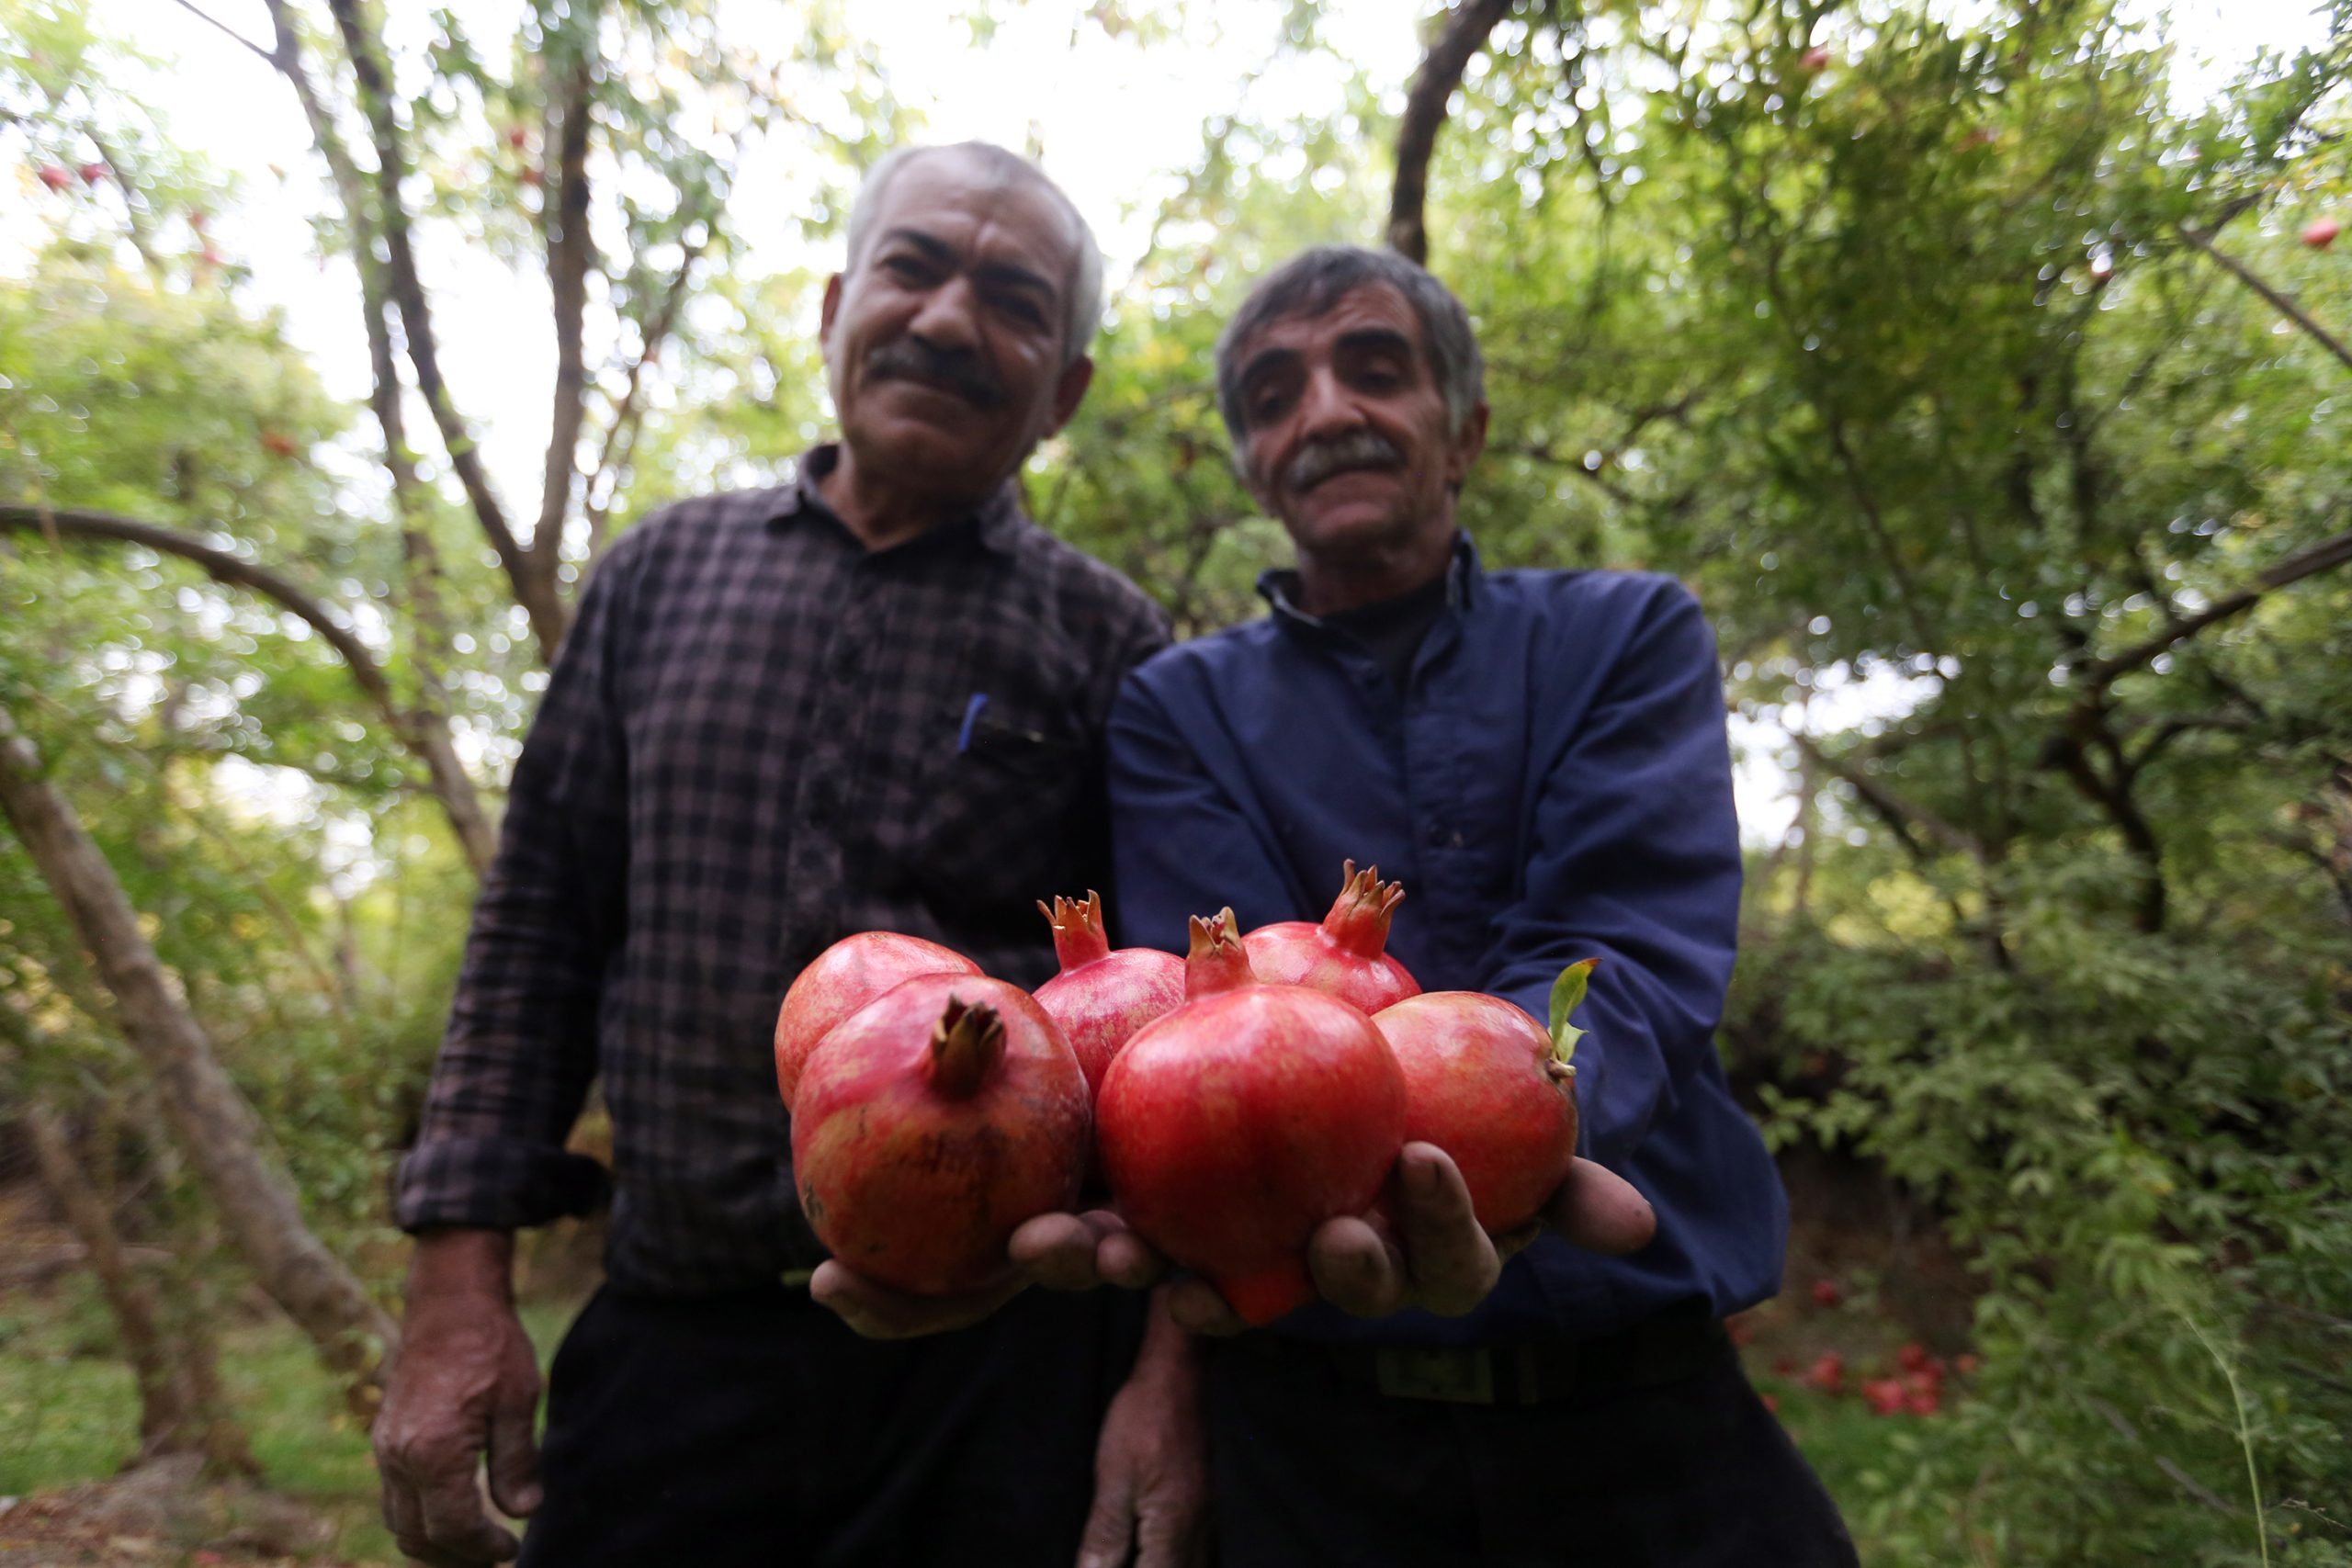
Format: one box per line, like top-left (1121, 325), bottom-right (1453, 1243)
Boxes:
top-left (1228, 1298), bottom-right (1729, 1406)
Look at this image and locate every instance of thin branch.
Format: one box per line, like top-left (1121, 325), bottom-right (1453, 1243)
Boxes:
top-left (0, 506), bottom-right (496, 874)
top-left (535, 47), bottom-right (598, 571)
top-left (165, 0), bottom-right (274, 63)
top-left (2179, 222), bottom-right (2352, 378)
top-left (2085, 524), bottom-right (2352, 693)
top-left (1387, 0), bottom-right (1515, 265)
top-left (1791, 731), bottom-right (1980, 859)
top-left (2083, 1396), bottom-right (2241, 1516)
top-left (582, 221), bottom-right (711, 558)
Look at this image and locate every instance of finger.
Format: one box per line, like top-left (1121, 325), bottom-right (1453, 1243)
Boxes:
top-left (811, 1259), bottom-right (1025, 1339)
top-left (1012, 1211), bottom-right (1111, 1291)
top-left (1161, 1277), bottom-right (1247, 1337)
top-left (1074, 1466), bottom-right (1136, 1568)
top-left (1386, 1145), bottom-right (1502, 1315)
top-left (1491, 1221), bottom-right (1543, 1262)
top-left (1543, 1157), bottom-right (1658, 1257)
top-left (1134, 1498), bottom-right (1208, 1568)
top-left (413, 1465), bottom-right (519, 1564)
top-left (1093, 1222), bottom-right (1171, 1291)
top-left (484, 1393), bottom-right (543, 1518)
top-left (381, 1470), bottom-right (425, 1554)
top-left (1306, 1214), bottom-right (1409, 1318)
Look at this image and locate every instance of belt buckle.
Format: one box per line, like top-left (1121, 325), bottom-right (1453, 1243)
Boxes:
top-left (1374, 1347), bottom-right (1496, 1404)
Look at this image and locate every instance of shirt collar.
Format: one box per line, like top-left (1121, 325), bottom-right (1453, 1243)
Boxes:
top-left (768, 443), bottom-right (1028, 557)
top-left (1257, 530), bottom-right (1483, 632)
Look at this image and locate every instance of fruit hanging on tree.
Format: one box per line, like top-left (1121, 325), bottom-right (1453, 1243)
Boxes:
top-left (774, 931), bottom-right (979, 1111)
top-left (1373, 959), bottom-right (1595, 1233)
top-left (1031, 890), bottom-right (1183, 1098)
top-left (791, 974), bottom-right (1089, 1294)
top-left (1242, 860), bottom-right (1420, 1013)
top-left (1096, 909), bottom-right (1407, 1325)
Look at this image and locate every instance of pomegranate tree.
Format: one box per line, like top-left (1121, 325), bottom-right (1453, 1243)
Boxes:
top-left (1096, 910), bottom-right (1406, 1325)
top-left (774, 931), bottom-right (978, 1111)
top-left (1242, 861), bottom-right (1421, 1013)
top-left (791, 973), bottom-right (1089, 1294)
top-left (1373, 959), bottom-right (1596, 1233)
top-left (1031, 891), bottom-right (1185, 1097)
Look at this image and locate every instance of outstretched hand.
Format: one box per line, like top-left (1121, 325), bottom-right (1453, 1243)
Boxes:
top-left (1161, 1143), bottom-right (1657, 1336)
top-left (811, 1208), bottom-right (1170, 1339)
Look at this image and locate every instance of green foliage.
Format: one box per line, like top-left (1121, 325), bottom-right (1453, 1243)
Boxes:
top-left (2, 0), bottom-right (2348, 1560)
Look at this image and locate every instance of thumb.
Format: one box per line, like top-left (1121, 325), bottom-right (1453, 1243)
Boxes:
top-left (1075, 1468), bottom-right (1136, 1568)
top-left (485, 1394), bottom-right (544, 1517)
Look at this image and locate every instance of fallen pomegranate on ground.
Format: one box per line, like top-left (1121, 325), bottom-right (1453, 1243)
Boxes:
top-left (1031, 890), bottom-right (1184, 1098)
top-left (1096, 909), bottom-right (1407, 1325)
top-left (790, 973), bottom-right (1089, 1294)
top-left (1374, 958), bottom-right (1595, 1233)
top-left (774, 931), bottom-right (979, 1110)
top-left (1243, 860), bottom-right (1421, 1013)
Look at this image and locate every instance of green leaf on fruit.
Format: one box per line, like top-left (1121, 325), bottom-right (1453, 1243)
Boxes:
top-left (1548, 958), bottom-right (1599, 1064)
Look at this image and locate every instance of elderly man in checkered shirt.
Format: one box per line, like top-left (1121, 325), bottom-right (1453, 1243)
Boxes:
top-left (371, 142), bottom-right (1202, 1568)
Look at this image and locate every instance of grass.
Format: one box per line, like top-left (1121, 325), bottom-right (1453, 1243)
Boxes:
top-left (0, 1278), bottom-right (587, 1564)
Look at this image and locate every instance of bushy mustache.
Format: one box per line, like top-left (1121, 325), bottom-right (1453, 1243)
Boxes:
top-left (1284, 428), bottom-right (1405, 491)
top-left (864, 338), bottom-right (1005, 410)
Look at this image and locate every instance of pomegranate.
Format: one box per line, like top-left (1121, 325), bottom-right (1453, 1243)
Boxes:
top-left (791, 973), bottom-right (1089, 1294)
top-left (774, 931), bottom-right (978, 1111)
top-left (37, 164), bottom-right (71, 192)
top-left (1031, 891), bottom-right (1185, 1097)
top-left (1096, 910), bottom-right (1407, 1325)
top-left (1372, 958), bottom-right (1594, 1233)
top-left (1242, 861), bottom-right (1421, 1013)
top-left (2305, 217), bottom-right (2342, 251)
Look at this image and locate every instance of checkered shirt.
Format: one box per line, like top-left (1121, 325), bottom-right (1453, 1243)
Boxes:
top-left (393, 448), bottom-right (1171, 1292)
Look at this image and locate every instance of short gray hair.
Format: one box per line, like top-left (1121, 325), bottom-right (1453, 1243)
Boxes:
top-left (844, 141), bottom-right (1105, 367)
top-left (1215, 245), bottom-right (1486, 469)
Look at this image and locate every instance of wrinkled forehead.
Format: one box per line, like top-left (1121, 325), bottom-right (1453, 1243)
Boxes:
top-left (1232, 280), bottom-right (1425, 374)
top-left (860, 149), bottom-right (1083, 281)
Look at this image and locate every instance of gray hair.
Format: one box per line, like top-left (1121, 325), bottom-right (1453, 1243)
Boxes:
top-left (843, 141), bottom-right (1105, 367)
top-left (1214, 245), bottom-right (1486, 471)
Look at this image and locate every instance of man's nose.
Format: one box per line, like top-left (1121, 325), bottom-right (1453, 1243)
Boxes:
top-left (907, 275), bottom-right (982, 355)
top-left (1295, 366), bottom-right (1362, 437)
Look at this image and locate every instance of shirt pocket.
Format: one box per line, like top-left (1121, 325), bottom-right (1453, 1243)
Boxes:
top-left (907, 689), bottom-right (1097, 912)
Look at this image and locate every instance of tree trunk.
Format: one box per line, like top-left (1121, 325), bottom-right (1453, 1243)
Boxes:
top-left (1387, 0), bottom-right (1516, 265)
top-left (23, 1102), bottom-right (257, 1476)
top-left (0, 705), bottom-right (399, 1410)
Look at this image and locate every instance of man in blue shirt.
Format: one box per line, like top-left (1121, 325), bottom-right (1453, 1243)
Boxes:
top-left (1106, 245), bottom-right (1857, 1565)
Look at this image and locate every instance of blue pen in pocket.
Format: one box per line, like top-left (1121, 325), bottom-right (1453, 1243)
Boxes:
top-left (956, 693), bottom-right (989, 753)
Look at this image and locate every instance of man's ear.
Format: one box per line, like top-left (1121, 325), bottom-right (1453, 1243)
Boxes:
top-left (820, 273), bottom-right (844, 344)
top-left (1445, 400), bottom-right (1490, 489)
top-left (1044, 354), bottom-right (1096, 436)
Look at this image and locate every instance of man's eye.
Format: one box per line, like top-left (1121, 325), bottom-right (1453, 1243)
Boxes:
top-left (996, 294), bottom-right (1046, 326)
top-left (883, 254), bottom-right (933, 283)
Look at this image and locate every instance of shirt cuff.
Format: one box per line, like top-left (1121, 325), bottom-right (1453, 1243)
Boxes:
top-left (392, 1138), bottom-right (611, 1233)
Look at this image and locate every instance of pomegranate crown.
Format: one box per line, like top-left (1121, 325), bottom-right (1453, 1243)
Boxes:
top-left (1320, 859), bottom-right (1408, 957)
top-left (1036, 890), bottom-right (1111, 969)
top-left (1183, 908), bottom-right (1257, 998)
top-left (1546, 958), bottom-right (1600, 1074)
top-left (928, 994), bottom-right (1006, 1100)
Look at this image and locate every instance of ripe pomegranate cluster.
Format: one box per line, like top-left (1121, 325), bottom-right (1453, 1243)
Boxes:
top-left (774, 863), bottom-right (1597, 1321)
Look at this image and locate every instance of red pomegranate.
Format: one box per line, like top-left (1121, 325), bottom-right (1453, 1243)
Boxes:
top-left (2305, 217), bottom-right (2342, 251)
top-left (1031, 891), bottom-right (1185, 1097)
top-left (774, 931), bottom-right (978, 1111)
top-left (791, 973), bottom-right (1089, 1294)
top-left (1243, 861), bottom-right (1421, 1014)
top-left (1373, 959), bottom-right (1595, 1233)
top-left (1096, 910), bottom-right (1407, 1325)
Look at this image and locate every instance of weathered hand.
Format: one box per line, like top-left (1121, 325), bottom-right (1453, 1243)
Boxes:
top-left (812, 1209), bottom-right (1171, 1339)
top-left (373, 1233), bottom-right (541, 1568)
top-left (1162, 1143), bottom-right (1657, 1333)
top-left (1077, 1292), bottom-right (1210, 1568)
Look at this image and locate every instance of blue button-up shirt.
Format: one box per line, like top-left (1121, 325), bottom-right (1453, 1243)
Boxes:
top-left (1106, 537), bottom-right (1786, 1348)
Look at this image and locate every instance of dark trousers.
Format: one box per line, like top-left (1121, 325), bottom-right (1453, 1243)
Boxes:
top-left (1204, 1332), bottom-right (1860, 1568)
top-left (518, 1282), bottom-right (1146, 1568)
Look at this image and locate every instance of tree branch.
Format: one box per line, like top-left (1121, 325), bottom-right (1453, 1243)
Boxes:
top-left (0, 506), bottom-right (496, 874)
top-left (2085, 524), bottom-right (2352, 693)
top-left (2179, 222), bottom-right (2352, 378)
top-left (535, 47), bottom-right (598, 577)
top-left (582, 221), bottom-right (710, 559)
top-left (324, 0), bottom-right (569, 662)
top-left (1387, 0), bottom-right (1515, 265)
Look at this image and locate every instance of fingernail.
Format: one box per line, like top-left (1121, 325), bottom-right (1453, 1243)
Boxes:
top-left (1407, 1150), bottom-right (1442, 1198)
